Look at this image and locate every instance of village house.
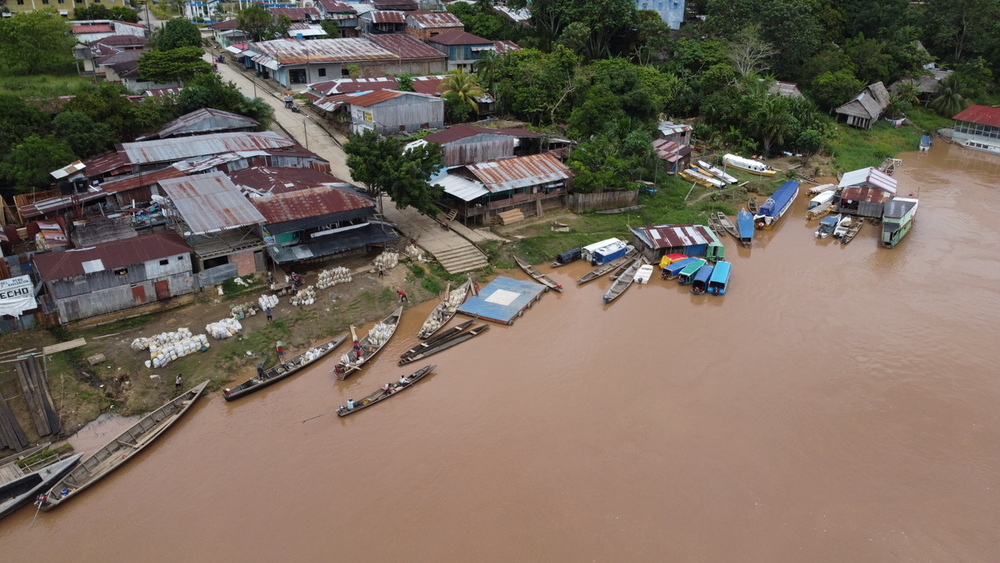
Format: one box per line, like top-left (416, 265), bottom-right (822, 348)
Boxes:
top-left (656, 121), bottom-right (693, 145)
top-left (950, 105), bottom-right (1000, 154)
top-left (70, 20), bottom-right (149, 44)
top-left (405, 11), bottom-right (463, 40)
top-left (629, 224), bottom-right (725, 264)
top-left (306, 74), bottom-right (496, 117)
top-left (405, 125), bottom-right (544, 167)
top-left (426, 30), bottom-right (495, 72)
top-left (434, 152), bottom-right (572, 226)
top-left (835, 167), bottom-right (897, 219)
top-left (74, 35), bottom-right (148, 77)
top-left (652, 139), bottom-right (693, 174)
top-left (768, 80), bottom-right (805, 99)
top-left (31, 232), bottom-right (195, 324)
top-left (316, 0), bottom-right (359, 37)
top-left (156, 172), bottom-right (267, 283)
top-left (835, 82), bottom-right (891, 129)
top-left (184, 0), bottom-right (222, 23)
top-left (207, 19), bottom-right (249, 47)
top-left (137, 108), bottom-right (259, 141)
top-left (346, 89), bottom-right (444, 134)
top-left (359, 10), bottom-right (407, 34)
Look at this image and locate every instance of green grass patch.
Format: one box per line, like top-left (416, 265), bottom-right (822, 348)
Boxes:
top-left (0, 72), bottom-right (91, 99)
top-left (828, 121), bottom-right (923, 172)
top-left (421, 276), bottom-right (444, 294)
top-left (407, 263), bottom-right (426, 278)
top-left (220, 275), bottom-right (264, 301)
top-left (906, 106), bottom-right (953, 136)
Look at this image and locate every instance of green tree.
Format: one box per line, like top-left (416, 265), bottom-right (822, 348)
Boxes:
top-left (151, 18), bottom-right (203, 51)
top-left (728, 24), bottom-right (777, 78)
top-left (319, 20), bottom-right (342, 39)
top-left (396, 74), bottom-right (414, 92)
top-left (178, 74), bottom-right (274, 129)
top-left (794, 128), bottom-right (825, 162)
top-left (747, 95), bottom-right (795, 157)
top-left (344, 131), bottom-right (445, 216)
top-left (0, 94), bottom-right (50, 157)
top-left (493, 46), bottom-right (579, 125)
top-left (630, 10), bottom-right (673, 67)
top-left (237, 5), bottom-right (277, 42)
top-left (556, 22), bottom-right (590, 58)
top-left (443, 92), bottom-right (474, 123)
top-left (473, 50), bottom-right (499, 93)
top-left (0, 135), bottom-right (76, 196)
top-left (52, 112), bottom-right (117, 159)
top-left (62, 83), bottom-right (144, 140)
top-left (437, 68), bottom-right (486, 113)
top-left (138, 46), bottom-right (213, 84)
top-left (74, 5), bottom-right (139, 23)
top-left (0, 9), bottom-right (76, 74)
top-left (929, 73), bottom-right (972, 117)
top-left (843, 34), bottom-right (892, 85)
top-left (808, 69), bottom-right (864, 112)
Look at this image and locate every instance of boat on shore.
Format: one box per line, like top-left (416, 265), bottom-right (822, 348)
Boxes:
top-left (747, 197), bottom-right (758, 213)
top-left (335, 306), bottom-right (403, 380)
top-left (716, 212), bottom-right (738, 240)
top-left (697, 160), bottom-right (738, 184)
top-left (550, 247), bottom-right (581, 267)
top-left (881, 197), bottom-right (919, 248)
top-left (416, 280), bottom-right (472, 339)
top-left (753, 180), bottom-right (800, 229)
top-left (337, 365), bottom-right (436, 417)
top-left (0, 454), bottom-right (81, 520)
top-left (920, 135), bottom-right (932, 151)
top-left (736, 210), bottom-right (754, 247)
top-left (577, 248), bottom-right (637, 285)
top-left (514, 256), bottom-right (562, 292)
top-left (681, 168), bottom-right (726, 189)
top-left (603, 258), bottom-right (643, 304)
top-left (38, 381), bottom-right (209, 511)
top-left (723, 154), bottom-right (777, 177)
top-left (806, 183), bottom-right (837, 196)
top-left (224, 335), bottom-right (347, 401)
top-left (398, 324), bottom-right (489, 365)
top-left (400, 320), bottom-right (473, 361)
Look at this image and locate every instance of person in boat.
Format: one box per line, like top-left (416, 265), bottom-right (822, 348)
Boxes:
top-left (224, 388), bottom-right (231, 397)
top-left (346, 398), bottom-right (354, 410)
top-left (399, 374), bottom-right (409, 385)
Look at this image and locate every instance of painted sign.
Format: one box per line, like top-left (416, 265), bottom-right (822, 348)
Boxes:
top-left (0, 275), bottom-right (38, 317)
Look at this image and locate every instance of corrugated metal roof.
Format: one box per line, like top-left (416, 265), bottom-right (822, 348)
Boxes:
top-left (269, 7), bottom-right (321, 21)
top-left (427, 29), bottom-right (493, 46)
top-left (318, 0), bottom-right (356, 13)
top-left (435, 172), bottom-right (489, 201)
top-left (422, 125), bottom-right (541, 144)
top-left (207, 19), bottom-right (238, 30)
top-left (120, 132), bottom-right (293, 165)
top-left (345, 89), bottom-right (405, 107)
top-left (364, 33), bottom-right (449, 59)
top-left (155, 108), bottom-right (258, 139)
top-left (230, 166), bottom-right (353, 194)
top-left (73, 24), bottom-right (114, 34)
top-left (99, 167), bottom-right (186, 194)
top-left (368, 10), bottom-right (407, 23)
top-left (634, 225), bottom-right (714, 250)
top-left (839, 167), bottom-right (897, 193)
top-left (406, 11), bottom-right (463, 28)
top-left (33, 232), bottom-right (192, 281)
top-left (93, 34), bottom-right (147, 47)
top-left (372, 0), bottom-right (416, 9)
top-left (841, 185), bottom-right (892, 204)
top-left (253, 37), bottom-right (397, 65)
top-left (492, 40), bottom-right (521, 54)
top-left (158, 171), bottom-right (266, 234)
top-left (464, 153), bottom-right (572, 193)
top-left (652, 139), bottom-right (693, 163)
top-left (251, 186), bottom-right (373, 224)
top-left (82, 150), bottom-right (130, 177)
top-left (953, 104), bottom-right (1000, 127)
top-left (19, 191), bottom-right (108, 220)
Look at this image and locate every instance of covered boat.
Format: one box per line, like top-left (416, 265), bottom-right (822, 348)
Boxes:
top-left (707, 261), bottom-right (731, 295)
top-left (224, 335), bottom-right (347, 401)
top-left (736, 210), bottom-right (754, 247)
top-left (722, 154), bottom-right (777, 177)
top-left (754, 180), bottom-right (800, 229)
top-left (832, 215), bottom-right (855, 239)
top-left (677, 259), bottom-right (707, 285)
top-left (690, 264), bottom-right (715, 294)
top-left (581, 238), bottom-right (628, 265)
top-left (335, 306), bottom-right (403, 380)
top-left (881, 197), bottom-right (919, 248)
top-left (661, 257), bottom-right (698, 280)
top-left (658, 253), bottom-right (688, 268)
top-left (815, 213), bottom-right (842, 239)
top-left (920, 135), bottom-right (932, 150)
top-left (551, 247), bottom-right (581, 267)
top-left (337, 365), bottom-right (436, 417)
top-left (0, 454), bottom-right (81, 520)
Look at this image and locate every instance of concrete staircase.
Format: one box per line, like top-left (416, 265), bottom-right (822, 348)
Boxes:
top-left (432, 244), bottom-right (489, 274)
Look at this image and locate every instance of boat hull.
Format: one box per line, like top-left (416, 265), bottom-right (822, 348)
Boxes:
top-left (753, 181), bottom-right (800, 229)
top-left (224, 335), bottom-right (347, 401)
top-left (0, 454), bottom-right (82, 520)
top-left (335, 306), bottom-right (403, 380)
top-left (337, 365), bottom-right (436, 417)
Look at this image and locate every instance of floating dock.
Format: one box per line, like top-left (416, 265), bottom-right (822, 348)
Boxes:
top-left (457, 276), bottom-right (546, 325)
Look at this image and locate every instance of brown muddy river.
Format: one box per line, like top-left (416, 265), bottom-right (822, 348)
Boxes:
top-left (2, 143), bottom-right (998, 561)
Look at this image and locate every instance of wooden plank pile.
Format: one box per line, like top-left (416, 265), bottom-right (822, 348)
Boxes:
top-left (497, 209), bottom-right (524, 225)
top-left (13, 356), bottom-right (60, 438)
top-left (0, 389), bottom-right (28, 452)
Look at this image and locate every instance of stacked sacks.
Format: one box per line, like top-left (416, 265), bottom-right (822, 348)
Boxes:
top-left (233, 276), bottom-right (251, 287)
top-left (290, 286), bottom-right (317, 306)
top-left (258, 294), bottom-right (279, 311)
top-left (374, 251), bottom-right (399, 270)
top-left (132, 328), bottom-right (210, 369)
top-left (230, 302), bottom-right (257, 319)
top-left (338, 320), bottom-right (394, 366)
top-left (404, 244), bottom-right (427, 263)
top-left (317, 267), bottom-right (351, 289)
top-left (206, 317), bottom-right (243, 340)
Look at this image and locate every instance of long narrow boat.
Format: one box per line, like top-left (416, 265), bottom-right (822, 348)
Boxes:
top-left (697, 160), bottom-right (738, 184)
top-left (514, 256), bottom-right (562, 292)
top-left (400, 320), bottom-right (473, 361)
top-left (723, 154), bottom-right (777, 177)
top-left (677, 259), bottom-right (708, 285)
top-left (399, 324), bottom-right (489, 365)
top-left (706, 214), bottom-right (725, 238)
top-left (576, 248), bottom-right (637, 285)
top-left (840, 217), bottom-right (865, 245)
top-left (334, 306), bottom-right (403, 380)
top-left (681, 168), bottom-right (726, 189)
top-left (716, 212), bottom-right (738, 240)
top-left (603, 258), bottom-right (643, 304)
top-left (38, 381), bottom-right (209, 511)
top-left (753, 180), bottom-right (800, 229)
top-left (690, 264), bottom-right (715, 295)
top-left (337, 365), bottom-right (436, 417)
top-left (416, 279), bottom-right (471, 339)
top-left (0, 454), bottom-right (81, 520)
top-left (747, 196), bottom-right (758, 213)
top-left (737, 210), bottom-right (754, 247)
top-left (224, 334), bottom-right (347, 401)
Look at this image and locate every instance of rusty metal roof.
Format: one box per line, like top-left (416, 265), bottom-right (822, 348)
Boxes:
top-left (73, 24), bottom-right (114, 34)
top-left (422, 125), bottom-right (541, 145)
top-left (230, 166), bottom-right (352, 195)
top-left (372, 0), bottom-right (416, 9)
top-left (368, 10), bottom-right (407, 23)
top-left (345, 89), bottom-right (407, 107)
top-left (99, 167), bottom-right (186, 194)
top-left (269, 7), bottom-right (321, 21)
top-left (427, 29), bottom-right (493, 46)
top-left (120, 132), bottom-right (293, 165)
top-left (492, 40), bottom-right (521, 54)
top-left (318, 0), bottom-right (356, 13)
top-left (463, 153), bottom-right (572, 193)
top-left (154, 108), bottom-right (259, 139)
top-left (82, 150), bottom-right (130, 177)
top-left (252, 185), bottom-right (374, 224)
top-left (253, 37), bottom-right (398, 65)
top-left (953, 104), bottom-right (1000, 127)
top-left (406, 11), bottom-right (462, 28)
top-left (633, 225), bottom-right (714, 250)
top-left (309, 74), bottom-right (449, 96)
top-left (364, 33), bottom-right (448, 59)
top-left (33, 232), bottom-right (192, 281)
top-left (158, 172), bottom-right (266, 234)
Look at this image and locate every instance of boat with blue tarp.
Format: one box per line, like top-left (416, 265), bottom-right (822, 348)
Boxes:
top-left (753, 180), bottom-right (799, 229)
top-left (707, 261), bottom-right (731, 295)
top-left (690, 264), bottom-right (715, 294)
top-left (737, 210), bottom-right (754, 247)
top-left (920, 135), bottom-right (932, 150)
top-left (677, 259), bottom-right (707, 285)
top-left (661, 257), bottom-right (697, 280)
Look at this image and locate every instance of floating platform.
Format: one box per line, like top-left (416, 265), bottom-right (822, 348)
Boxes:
top-left (457, 276), bottom-right (546, 325)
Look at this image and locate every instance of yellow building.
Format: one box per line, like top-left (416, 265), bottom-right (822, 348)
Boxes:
top-left (2, 0), bottom-right (127, 18)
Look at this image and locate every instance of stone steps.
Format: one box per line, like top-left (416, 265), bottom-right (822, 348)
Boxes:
top-left (431, 245), bottom-right (488, 274)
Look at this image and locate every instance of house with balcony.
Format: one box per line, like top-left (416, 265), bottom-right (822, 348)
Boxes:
top-left (426, 30), bottom-right (494, 72)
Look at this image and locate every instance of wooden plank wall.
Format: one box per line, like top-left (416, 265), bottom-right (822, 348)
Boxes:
top-left (0, 390), bottom-right (28, 452)
top-left (14, 357), bottom-right (60, 438)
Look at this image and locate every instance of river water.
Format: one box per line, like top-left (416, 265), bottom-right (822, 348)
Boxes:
top-left (2, 143), bottom-right (998, 561)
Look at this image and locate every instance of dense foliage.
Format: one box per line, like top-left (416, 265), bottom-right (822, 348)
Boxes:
top-left (73, 5), bottom-right (139, 23)
top-left (344, 131), bottom-right (445, 216)
top-left (0, 10), bottom-right (76, 74)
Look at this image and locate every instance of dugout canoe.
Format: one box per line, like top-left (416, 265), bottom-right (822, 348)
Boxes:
top-left (337, 365), bottom-right (436, 417)
top-left (223, 334), bottom-right (347, 401)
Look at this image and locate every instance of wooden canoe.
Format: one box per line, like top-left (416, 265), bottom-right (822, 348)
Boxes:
top-left (603, 258), bottom-right (643, 304)
top-left (224, 334), bottom-right (347, 401)
top-left (337, 365), bottom-right (436, 417)
top-left (0, 453), bottom-right (81, 520)
top-left (706, 214), bottom-right (725, 237)
top-left (416, 279), bottom-right (472, 339)
top-left (576, 249), bottom-right (638, 285)
top-left (840, 219), bottom-right (864, 245)
top-left (39, 381), bottom-right (209, 511)
top-left (334, 306), bottom-right (403, 380)
top-left (514, 256), bottom-right (562, 292)
top-left (747, 197), bottom-right (758, 214)
top-left (716, 212), bottom-right (739, 240)
top-left (398, 324), bottom-right (489, 365)
top-left (400, 320), bottom-right (473, 361)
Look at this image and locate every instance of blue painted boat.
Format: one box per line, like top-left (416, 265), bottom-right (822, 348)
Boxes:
top-left (736, 210), bottom-right (753, 247)
top-left (707, 261), bottom-right (731, 295)
top-left (690, 265), bottom-right (715, 294)
top-left (660, 257), bottom-right (697, 280)
top-left (753, 180), bottom-right (799, 229)
top-left (677, 259), bottom-right (707, 285)
top-left (919, 135), bottom-right (932, 151)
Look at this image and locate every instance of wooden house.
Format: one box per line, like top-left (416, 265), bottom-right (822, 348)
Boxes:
top-left (406, 125), bottom-right (543, 166)
top-left (32, 232), bottom-right (194, 324)
top-left (835, 167), bottom-right (897, 218)
top-left (426, 30), bottom-right (495, 72)
top-left (405, 11), bottom-right (463, 40)
top-left (835, 82), bottom-right (891, 129)
top-left (346, 90), bottom-right (444, 135)
top-left (629, 224), bottom-right (724, 264)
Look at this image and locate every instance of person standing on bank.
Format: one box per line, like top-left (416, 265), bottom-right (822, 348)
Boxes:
top-left (264, 306), bottom-right (273, 323)
top-left (397, 290), bottom-right (408, 303)
top-left (175, 374), bottom-right (183, 394)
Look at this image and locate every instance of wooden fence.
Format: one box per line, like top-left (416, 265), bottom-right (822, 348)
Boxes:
top-left (568, 190), bottom-right (639, 213)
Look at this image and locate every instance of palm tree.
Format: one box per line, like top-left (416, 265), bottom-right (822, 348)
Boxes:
top-left (748, 95), bottom-right (795, 158)
top-left (437, 68), bottom-right (486, 113)
top-left (929, 74), bottom-right (970, 118)
top-left (473, 50), bottom-right (498, 93)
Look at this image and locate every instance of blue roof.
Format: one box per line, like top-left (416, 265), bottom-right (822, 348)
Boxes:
top-left (457, 276), bottom-right (546, 324)
top-left (709, 261), bottom-right (731, 283)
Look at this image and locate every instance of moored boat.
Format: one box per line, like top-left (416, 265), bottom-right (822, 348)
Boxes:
top-left (417, 279), bottom-right (472, 339)
top-left (581, 238), bottom-right (628, 265)
top-left (698, 160), bottom-right (738, 184)
top-left (706, 214), bottom-right (725, 238)
top-left (681, 168), bottom-right (726, 189)
top-left (550, 247), bottom-right (581, 267)
top-left (677, 259), bottom-right (707, 285)
top-left (747, 196), bottom-right (758, 213)
top-left (707, 261), bottom-right (731, 295)
top-left (736, 210), bottom-right (754, 247)
top-left (337, 365), bottom-right (436, 417)
top-left (806, 183), bottom-right (837, 196)
top-left (401, 321), bottom-right (473, 360)
top-left (881, 197), bottom-right (918, 248)
top-left (38, 381), bottom-right (209, 511)
top-left (815, 213), bottom-right (841, 238)
top-left (661, 257), bottom-right (698, 280)
top-left (919, 135), bottom-right (932, 151)
top-left (398, 324), bottom-right (489, 365)
top-left (962, 139), bottom-right (1000, 155)
top-left (753, 180), bottom-right (800, 229)
top-left (603, 258), bottom-right (643, 304)
top-left (577, 248), bottom-right (637, 284)
top-left (0, 454), bottom-right (81, 520)
top-left (723, 154), bottom-right (777, 177)
top-left (716, 212), bottom-right (738, 240)
top-left (690, 264), bottom-right (715, 295)
top-left (224, 335), bottom-right (347, 401)
top-left (832, 215), bottom-right (855, 239)
top-left (514, 256), bottom-right (562, 292)
top-left (658, 253), bottom-right (688, 268)
top-left (335, 306), bottom-right (403, 380)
